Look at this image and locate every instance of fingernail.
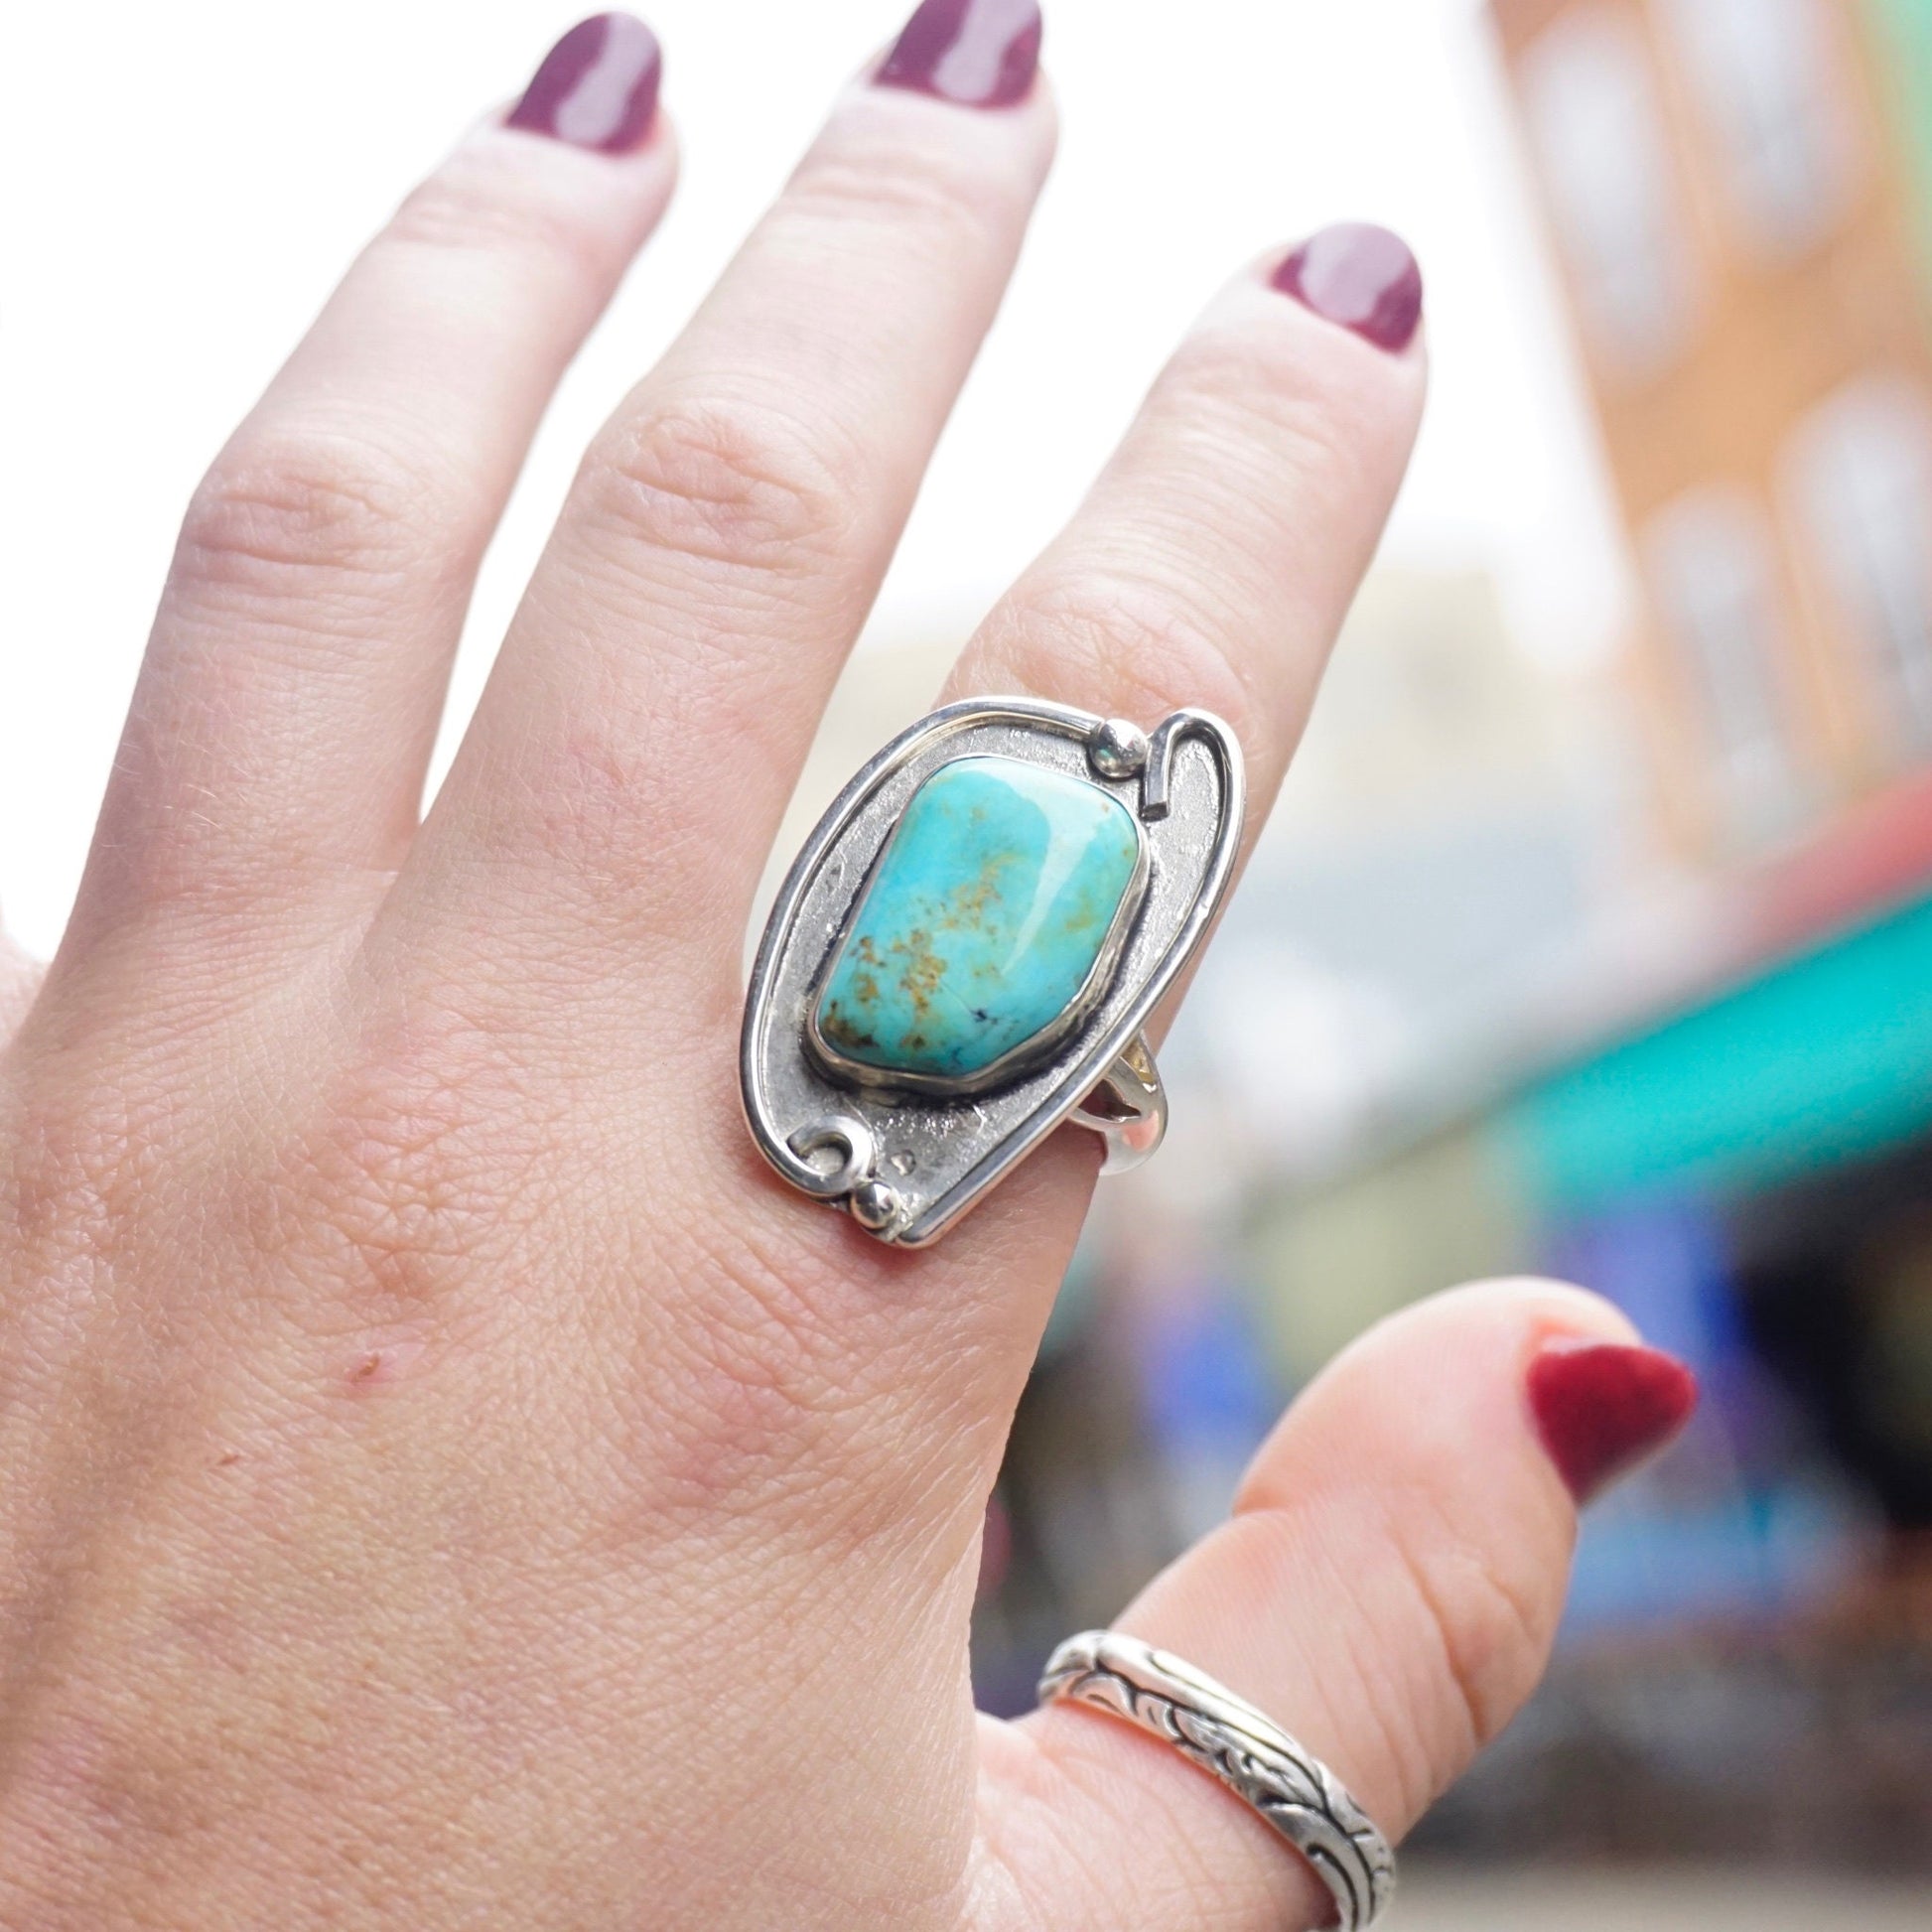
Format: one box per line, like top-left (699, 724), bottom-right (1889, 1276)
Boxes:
top-left (1271, 222), bottom-right (1425, 353)
top-left (1527, 1341), bottom-right (1700, 1505)
top-left (506, 14), bottom-right (663, 154)
top-left (875, 0), bottom-right (1043, 109)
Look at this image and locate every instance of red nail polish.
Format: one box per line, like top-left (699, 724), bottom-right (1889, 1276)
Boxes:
top-left (1527, 1341), bottom-right (1700, 1505)
top-left (1272, 223), bottom-right (1425, 353)
top-left (876, 0), bottom-right (1043, 109)
top-left (506, 14), bottom-right (662, 155)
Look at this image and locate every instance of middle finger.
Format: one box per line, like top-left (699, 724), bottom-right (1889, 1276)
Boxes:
top-left (410, 2), bottom-right (1054, 987)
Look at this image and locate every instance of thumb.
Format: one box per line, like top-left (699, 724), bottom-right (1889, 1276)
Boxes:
top-left (978, 1278), bottom-right (1697, 1931)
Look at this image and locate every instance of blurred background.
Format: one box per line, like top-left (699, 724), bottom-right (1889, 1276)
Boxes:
top-left (6, 0), bottom-right (1932, 1921)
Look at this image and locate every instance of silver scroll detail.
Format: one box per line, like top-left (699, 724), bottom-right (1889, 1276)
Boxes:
top-left (1037, 1630), bottom-right (1396, 1931)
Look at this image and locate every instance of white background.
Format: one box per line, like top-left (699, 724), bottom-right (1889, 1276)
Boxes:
top-left (0, 0), bottom-right (1624, 957)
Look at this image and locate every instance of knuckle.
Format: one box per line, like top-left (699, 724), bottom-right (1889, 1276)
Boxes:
top-left (618, 1219), bottom-right (950, 1563)
top-left (996, 569), bottom-right (1267, 744)
top-left (5, 1065), bottom-right (161, 1263)
top-left (177, 426), bottom-right (452, 598)
top-left (1165, 313), bottom-right (1419, 490)
top-left (384, 151), bottom-right (616, 292)
top-left (295, 1101), bottom-right (472, 1313)
top-left (488, 724), bottom-right (748, 944)
top-left (641, 1289), bottom-right (858, 1528)
top-left (634, 1240), bottom-right (874, 1527)
top-left (268, 1011), bottom-right (526, 1327)
top-left (783, 134), bottom-right (1009, 264)
top-left (1168, 321), bottom-right (1333, 420)
top-left (1383, 1482), bottom-right (1556, 1787)
top-left (579, 388), bottom-right (857, 578)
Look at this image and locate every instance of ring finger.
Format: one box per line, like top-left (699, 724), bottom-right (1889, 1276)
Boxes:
top-left (926, 217), bottom-right (1429, 1272)
top-left (949, 219), bottom-right (1426, 842)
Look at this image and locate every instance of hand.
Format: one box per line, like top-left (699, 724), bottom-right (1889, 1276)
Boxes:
top-left (0, 9), bottom-right (1696, 1927)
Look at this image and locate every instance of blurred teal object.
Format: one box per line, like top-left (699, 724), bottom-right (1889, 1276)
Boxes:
top-left (1506, 895), bottom-right (1932, 1215)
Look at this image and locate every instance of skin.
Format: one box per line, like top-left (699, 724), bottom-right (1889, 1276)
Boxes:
top-left (0, 57), bottom-right (1649, 1932)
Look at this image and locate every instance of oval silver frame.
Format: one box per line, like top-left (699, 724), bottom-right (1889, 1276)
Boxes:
top-left (740, 697), bottom-right (1244, 1247)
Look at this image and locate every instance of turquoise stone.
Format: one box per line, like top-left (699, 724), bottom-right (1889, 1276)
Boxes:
top-left (814, 755), bottom-right (1142, 1085)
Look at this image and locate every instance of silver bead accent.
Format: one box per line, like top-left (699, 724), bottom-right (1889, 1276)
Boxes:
top-left (1088, 718), bottom-right (1149, 780)
top-left (848, 1179), bottom-right (900, 1231)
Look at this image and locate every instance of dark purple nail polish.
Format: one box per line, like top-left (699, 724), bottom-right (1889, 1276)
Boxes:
top-left (506, 14), bottom-right (662, 155)
top-left (1527, 1341), bottom-right (1700, 1505)
top-left (1272, 223), bottom-right (1425, 353)
top-left (876, 0), bottom-right (1042, 109)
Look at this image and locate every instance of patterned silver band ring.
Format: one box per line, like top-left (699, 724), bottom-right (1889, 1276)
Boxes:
top-left (1037, 1630), bottom-right (1396, 1931)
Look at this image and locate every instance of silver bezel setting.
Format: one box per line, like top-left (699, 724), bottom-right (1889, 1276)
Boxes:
top-left (741, 698), bottom-right (1243, 1246)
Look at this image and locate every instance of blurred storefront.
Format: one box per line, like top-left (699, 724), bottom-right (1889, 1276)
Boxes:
top-left (1497, 0), bottom-right (1932, 859)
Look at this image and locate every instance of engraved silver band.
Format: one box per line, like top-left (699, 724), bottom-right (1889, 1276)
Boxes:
top-left (1037, 1631), bottom-right (1396, 1930)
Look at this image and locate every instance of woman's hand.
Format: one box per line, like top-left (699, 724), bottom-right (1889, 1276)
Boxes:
top-left (0, 9), bottom-right (1695, 1927)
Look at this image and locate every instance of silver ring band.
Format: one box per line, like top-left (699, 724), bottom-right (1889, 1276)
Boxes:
top-left (1068, 1032), bottom-right (1168, 1173)
top-left (1037, 1630), bottom-right (1396, 1930)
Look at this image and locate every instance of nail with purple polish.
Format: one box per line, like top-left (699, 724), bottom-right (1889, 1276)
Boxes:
top-left (876, 0), bottom-right (1043, 110)
top-left (507, 14), bottom-right (662, 155)
top-left (1272, 222), bottom-right (1425, 353)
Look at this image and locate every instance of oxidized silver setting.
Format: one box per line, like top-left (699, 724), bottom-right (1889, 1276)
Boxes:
top-left (740, 698), bottom-right (1243, 1246)
top-left (1039, 1630), bottom-right (1397, 1930)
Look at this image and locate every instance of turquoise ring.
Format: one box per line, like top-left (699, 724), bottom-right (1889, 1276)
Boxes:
top-left (741, 698), bottom-right (1243, 1247)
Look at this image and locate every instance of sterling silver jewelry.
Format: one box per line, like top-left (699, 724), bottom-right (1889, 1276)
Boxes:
top-left (1038, 1631), bottom-right (1396, 1930)
top-left (741, 699), bottom-right (1242, 1246)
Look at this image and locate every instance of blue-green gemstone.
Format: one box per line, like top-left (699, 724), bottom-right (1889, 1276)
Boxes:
top-left (814, 755), bottom-right (1142, 1085)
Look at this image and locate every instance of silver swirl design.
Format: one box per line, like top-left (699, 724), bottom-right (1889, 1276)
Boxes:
top-left (1037, 1630), bottom-right (1395, 1930)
